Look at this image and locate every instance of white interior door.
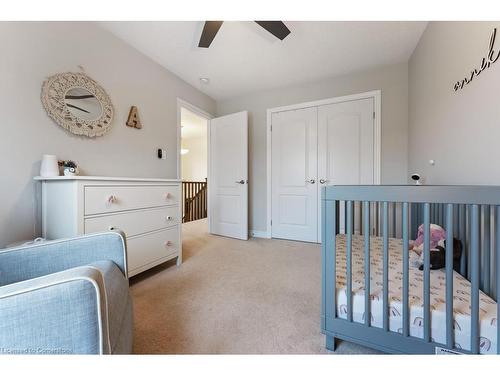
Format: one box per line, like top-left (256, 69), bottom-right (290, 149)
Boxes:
top-left (209, 111), bottom-right (248, 240)
top-left (317, 98), bottom-right (375, 237)
top-left (271, 107), bottom-right (318, 242)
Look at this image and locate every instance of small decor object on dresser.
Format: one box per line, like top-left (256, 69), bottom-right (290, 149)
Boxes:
top-left (41, 71), bottom-right (114, 137)
top-left (40, 154), bottom-right (60, 177)
top-left (61, 160), bottom-right (79, 176)
top-left (126, 106), bottom-right (142, 129)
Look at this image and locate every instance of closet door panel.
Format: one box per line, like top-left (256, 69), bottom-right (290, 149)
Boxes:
top-left (271, 107), bottom-right (318, 242)
top-left (318, 98), bottom-right (375, 237)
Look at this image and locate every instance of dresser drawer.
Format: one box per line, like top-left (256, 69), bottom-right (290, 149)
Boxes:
top-left (84, 185), bottom-right (179, 215)
top-left (84, 206), bottom-right (179, 237)
top-left (127, 227), bottom-right (179, 274)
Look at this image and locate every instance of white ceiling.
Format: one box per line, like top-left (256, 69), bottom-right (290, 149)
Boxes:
top-left (181, 107), bottom-right (207, 139)
top-left (101, 21), bottom-right (427, 101)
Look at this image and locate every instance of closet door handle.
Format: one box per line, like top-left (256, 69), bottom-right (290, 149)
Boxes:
top-left (306, 179), bottom-right (316, 184)
top-left (319, 179), bottom-right (329, 184)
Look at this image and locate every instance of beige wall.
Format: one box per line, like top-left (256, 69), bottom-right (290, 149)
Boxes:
top-left (0, 22), bottom-right (215, 247)
top-left (217, 63), bottom-right (409, 233)
top-left (409, 22), bottom-right (500, 185)
top-left (181, 136), bottom-right (208, 181)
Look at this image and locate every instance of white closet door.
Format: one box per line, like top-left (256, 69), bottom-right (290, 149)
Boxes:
top-left (209, 111), bottom-right (248, 240)
top-left (271, 107), bottom-right (318, 242)
top-left (317, 98), bottom-right (375, 237)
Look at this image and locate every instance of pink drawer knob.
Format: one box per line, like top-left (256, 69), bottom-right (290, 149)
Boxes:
top-left (164, 240), bottom-right (173, 247)
top-left (166, 216), bottom-right (173, 221)
top-left (165, 192), bottom-right (172, 200)
top-left (106, 195), bottom-right (118, 206)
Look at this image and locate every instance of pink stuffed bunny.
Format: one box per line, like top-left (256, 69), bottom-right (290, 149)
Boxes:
top-left (410, 224), bottom-right (446, 254)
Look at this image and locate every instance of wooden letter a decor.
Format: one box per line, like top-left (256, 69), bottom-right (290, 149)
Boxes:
top-left (126, 106), bottom-right (142, 129)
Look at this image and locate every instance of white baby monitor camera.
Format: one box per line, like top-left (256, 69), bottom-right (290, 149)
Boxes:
top-left (411, 173), bottom-right (421, 185)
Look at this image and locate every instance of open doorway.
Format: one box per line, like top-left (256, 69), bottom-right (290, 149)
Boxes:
top-left (177, 99), bottom-right (249, 241)
top-left (177, 100), bottom-right (211, 227)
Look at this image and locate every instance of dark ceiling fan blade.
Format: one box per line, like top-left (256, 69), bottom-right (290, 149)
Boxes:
top-left (198, 21), bottom-right (223, 48)
top-left (255, 21), bottom-right (291, 40)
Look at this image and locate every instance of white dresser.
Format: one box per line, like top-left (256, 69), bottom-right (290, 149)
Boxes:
top-left (34, 176), bottom-right (182, 277)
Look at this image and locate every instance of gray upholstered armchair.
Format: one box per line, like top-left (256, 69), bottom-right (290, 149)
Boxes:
top-left (0, 231), bottom-right (133, 354)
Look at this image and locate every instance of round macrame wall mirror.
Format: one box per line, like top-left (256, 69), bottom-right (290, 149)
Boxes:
top-left (41, 72), bottom-right (114, 137)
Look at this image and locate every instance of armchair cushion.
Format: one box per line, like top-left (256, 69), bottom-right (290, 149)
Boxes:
top-left (0, 232), bottom-right (133, 354)
top-left (0, 266), bottom-right (108, 354)
top-left (0, 231), bottom-right (127, 287)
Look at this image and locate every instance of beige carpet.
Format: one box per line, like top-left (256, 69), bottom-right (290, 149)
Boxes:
top-left (130, 219), bottom-right (380, 354)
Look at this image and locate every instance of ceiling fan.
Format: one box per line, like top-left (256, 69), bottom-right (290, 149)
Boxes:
top-left (198, 21), bottom-right (291, 48)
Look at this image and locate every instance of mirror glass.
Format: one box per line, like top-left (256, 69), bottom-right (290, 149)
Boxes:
top-left (64, 88), bottom-right (102, 121)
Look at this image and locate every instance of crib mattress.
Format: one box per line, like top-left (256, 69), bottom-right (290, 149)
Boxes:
top-left (333, 234), bottom-right (497, 354)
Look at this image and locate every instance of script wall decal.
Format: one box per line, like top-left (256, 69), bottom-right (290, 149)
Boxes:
top-left (454, 28), bottom-right (500, 92)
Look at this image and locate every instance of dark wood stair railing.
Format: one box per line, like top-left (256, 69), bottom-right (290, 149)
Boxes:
top-left (182, 180), bottom-right (208, 223)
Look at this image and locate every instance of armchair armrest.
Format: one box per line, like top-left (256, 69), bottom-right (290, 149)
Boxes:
top-left (0, 231), bottom-right (127, 286)
top-left (0, 265), bottom-right (111, 354)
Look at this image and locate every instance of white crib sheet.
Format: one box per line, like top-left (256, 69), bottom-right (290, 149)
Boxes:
top-left (334, 234), bottom-right (497, 354)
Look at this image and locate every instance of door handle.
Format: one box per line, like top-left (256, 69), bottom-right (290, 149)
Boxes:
top-left (306, 179), bottom-right (316, 184)
top-left (235, 180), bottom-right (245, 184)
top-left (319, 179), bottom-right (329, 184)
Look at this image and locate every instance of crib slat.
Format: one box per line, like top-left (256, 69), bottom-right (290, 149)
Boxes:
top-left (383, 201), bottom-right (389, 331)
top-left (392, 202), bottom-right (397, 237)
top-left (352, 201), bottom-right (356, 235)
top-left (346, 200), bottom-right (353, 322)
top-left (423, 203), bottom-right (431, 342)
top-left (402, 202), bottom-right (410, 337)
top-left (467, 206), bottom-right (472, 281)
top-left (410, 203), bottom-right (417, 239)
top-left (363, 201), bottom-right (371, 327)
top-left (459, 204), bottom-right (466, 276)
top-left (440, 203), bottom-right (444, 225)
top-left (496, 206), bottom-right (500, 354)
top-left (483, 205), bottom-right (491, 295)
top-left (324, 200), bottom-right (336, 319)
top-left (453, 204), bottom-right (459, 236)
top-left (359, 202), bottom-right (363, 236)
top-left (471, 204), bottom-right (480, 354)
top-left (445, 203), bottom-right (454, 349)
top-left (494, 210), bottom-right (498, 301)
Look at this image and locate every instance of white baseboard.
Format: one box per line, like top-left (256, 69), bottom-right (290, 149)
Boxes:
top-left (251, 230), bottom-right (270, 239)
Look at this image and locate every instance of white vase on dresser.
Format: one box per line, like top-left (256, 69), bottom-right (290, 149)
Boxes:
top-left (34, 176), bottom-right (182, 277)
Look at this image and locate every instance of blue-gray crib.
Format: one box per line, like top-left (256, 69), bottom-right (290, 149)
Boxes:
top-left (321, 185), bottom-right (500, 354)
